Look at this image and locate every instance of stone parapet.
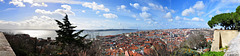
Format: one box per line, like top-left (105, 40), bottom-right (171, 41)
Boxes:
top-left (0, 32), bottom-right (16, 56)
top-left (211, 30), bottom-right (239, 51)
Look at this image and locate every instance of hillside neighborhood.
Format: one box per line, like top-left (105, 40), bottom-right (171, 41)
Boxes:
top-left (99, 29), bottom-right (214, 56)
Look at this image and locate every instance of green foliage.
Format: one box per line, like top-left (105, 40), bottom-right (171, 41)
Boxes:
top-left (4, 33), bottom-right (39, 56)
top-left (55, 14), bottom-right (91, 53)
top-left (201, 51), bottom-right (225, 56)
top-left (219, 46), bottom-right (229, 51)
top-left (236, 6), bottom-right (240, 14)
top-left (173, 48), bottom-right (200, 56)
top-left (206, 42), bottom-right (212, 49)
top-left (180, 33), bottom-right (207, 50)
top-left (208, 5), bottom-right (240, 30)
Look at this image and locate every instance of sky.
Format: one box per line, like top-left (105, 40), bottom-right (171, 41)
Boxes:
top-left (0, 0), bottom-right (240, 30)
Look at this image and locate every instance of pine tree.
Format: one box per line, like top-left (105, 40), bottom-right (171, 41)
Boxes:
top-left (55, 14), bottom-right (91, 52)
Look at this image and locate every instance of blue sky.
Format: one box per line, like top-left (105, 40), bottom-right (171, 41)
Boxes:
top-left (0, 0), bottom-right (240, 30)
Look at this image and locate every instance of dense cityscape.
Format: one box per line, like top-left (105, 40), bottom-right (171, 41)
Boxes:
top-left (99, 29), bottom-right (214, 56)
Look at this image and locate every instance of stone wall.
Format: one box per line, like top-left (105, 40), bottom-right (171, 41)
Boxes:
top-left (211, 30), bottom-right (239, 51)
top-left (0, 32), bottom-right (15, 56)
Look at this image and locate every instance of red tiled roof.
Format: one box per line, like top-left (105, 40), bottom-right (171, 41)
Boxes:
top-left (130, 46), bottom-right (139, 50)
top-left (206, 38), bottom-right (213, 42)
top-left (203, 48), bottom-right (210, 52)
top-left (128, 51), bottom-right (133, 56)
top-left (119, 49), bottom-right (124, 54)
top-left (141, 44), bottom-right (145, 47)
top-left (106, 52), bottom-right (111, 55)
top-left (145, 45), bottom-right (150, 48)
top-left (136, 53), bottom-right (143, 56)
top-left (132, 52), bottom-right (137, 56)
top-left (144, 48), bottom-right (151, 55)
top-left (144, 41), bottom-right (152, 43)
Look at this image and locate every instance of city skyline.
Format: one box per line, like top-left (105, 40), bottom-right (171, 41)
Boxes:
top-left (0, 0), bottom-right (240, 29)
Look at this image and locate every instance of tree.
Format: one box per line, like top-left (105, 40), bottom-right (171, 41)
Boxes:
top-left (236, 5), bottom-right (240, 14)
top-left (180, 31), bottom-right (207, 50)
top-left (208, 6), bottom-right (240, 30)
top-left (55, 14), bottom-right (91, 55)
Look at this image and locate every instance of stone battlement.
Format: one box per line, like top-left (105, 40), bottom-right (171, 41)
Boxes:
top-left (0, 32), bottom-right (16, 56)
top-left (211, 30), bottom-right (239, 51)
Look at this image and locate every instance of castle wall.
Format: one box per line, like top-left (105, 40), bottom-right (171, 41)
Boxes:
top-left (211, 30), bottom-right (239, 51)
top-left (0, 33), bottom-right (15, 56)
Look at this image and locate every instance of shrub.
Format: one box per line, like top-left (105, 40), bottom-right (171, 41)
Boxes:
top-left (201, 51), bottom-right (225, 56)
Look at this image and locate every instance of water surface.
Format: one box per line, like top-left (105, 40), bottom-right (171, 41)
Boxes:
top-left (0, 29), bottom-right (138, 39)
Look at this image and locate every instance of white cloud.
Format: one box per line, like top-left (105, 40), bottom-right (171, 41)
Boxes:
top-left (209, 15), bottom-right (213, 18)
top-left (23, 0), bottom-right (33, 4)
top-left (203, 1), bottom-right (226, 17)
top-left (31, 3), bottom-right (47, 7)
top-left (197, 11), bottom-right (205, 16)
top-left (117, 5), bottom-right (130, 12)
top-left (154, 22), bottom-right (158, 24)
top-left (181, 1), bottom-right (205, 16)
top-left (35, 5), bottom-right (75, 16)
top-left (221, 0), bottom-right (240, 3)
top-left (35, 9), bottom-right (53, 14)
top-left (0, 16), bottom-right (57, 29)
top-left (164, 7), bottom-right (168, 10)
top-left (175, 16), bottom-right (181, 20)
top-left (9, 0), bottom-right (48, 7)
top-left (132, 15), bottom-right (137, 18)
top-left (210, 0), bottom-right (219, 2)
top-left (216, 10), bottom-right (222, 14)
top-left (168, 19), bottom-right (173, 22)
top-left (96, 11), bottom-right (100, 14)
top-left (2, 8), bottom-right (16, 12)
top-left (61, 5), bottom-right (71, 10)
top-left (216, 10), bottom-right (231, 14)
top-left (82, 2), bottom-right (110, 12)
top-left (148, 3), bottom-right (175, 13)
top-left (165, 12), bottom-right (172, 19)
top-left (192, 17), bottom-right (204, 21)
top-left (9, 0), bottom-right (26, 7)
top-left (147, 21), bottom-right (152, 24)
top-left (82, 10), bottom-right (85, 13)
top-left (132, 15), bottom-right (140, 20)
top-left (139, 12), bottom-right (152, 20)
top-left (136, 18), bottom-right (140, 20)
top-left (183, 17), bottom-right (204, 21)
top-left (148, 3), bottom-right (164, 12)
top-left (120, 5), bottom-right (126, 9)
top-left (226, 10), bottom-right (230, 13)
top-left (0, 0), bottom-right (3, 2)
top-left (193, 1), bottom-right (205, 10)
top-left (182, 7), bottom-right (195, 16)
top-left (103, 13), bottom-right (118, 19)
top-left (141, 6), bottom-right (149, 11)
top-left (33, 0), bottom-right (82, 4)
top-left (203, 0), bottom-right (239, 17)
top-left (170, 10), bottom-right (175, 13)
top-left (130, 3), bottom-right (140, 9)
top-left (139, 12), bottom-right (156, 24)
top-left (165, 12), bottom-right (173, 22)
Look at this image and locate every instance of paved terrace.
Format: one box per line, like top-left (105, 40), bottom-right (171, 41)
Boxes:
top-left (0, 32), bottom-right (15, 56)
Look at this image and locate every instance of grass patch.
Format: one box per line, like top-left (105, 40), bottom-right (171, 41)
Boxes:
top-left (201, 51), bottom-right (225, 56)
